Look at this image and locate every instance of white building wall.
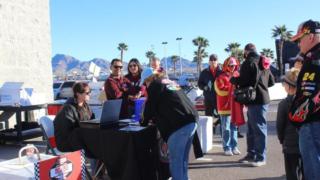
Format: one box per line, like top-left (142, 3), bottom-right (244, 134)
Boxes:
top-left (0, 0), bottom-right (53, 102)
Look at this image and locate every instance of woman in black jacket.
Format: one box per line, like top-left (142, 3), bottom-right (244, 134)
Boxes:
top-left (54, 82), bottom-right (94, 152)
top-left (140, 68), bottom-right (198, 180)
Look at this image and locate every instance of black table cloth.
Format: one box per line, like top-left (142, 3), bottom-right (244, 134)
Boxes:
top-left (79, 126), bottom-right (158, 180)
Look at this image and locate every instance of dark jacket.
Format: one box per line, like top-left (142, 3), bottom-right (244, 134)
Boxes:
top-left (289, 44), bottom-right (320, 126)
top-left (231, 52), bottom-right (275, 105)
top-left (53, 98), bottom-right (94, 152)
top-left (276, 95), bottom-right (300, 154)
top-left (142, 79), bottom-right (199, 141)
top-left (198, 66), bottom-right (222, 105)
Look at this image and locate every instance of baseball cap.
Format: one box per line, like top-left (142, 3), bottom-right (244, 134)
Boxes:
top-left (281, 68), bottom-right (299, 87)
top-left (291, 20), bottom-right (320, 42)
top-left (209, 54), bottom-right (218, 61)
top-left (228, 57), bottom-right (237, 65)
top-left (140, 67), bottom-right (154, 86)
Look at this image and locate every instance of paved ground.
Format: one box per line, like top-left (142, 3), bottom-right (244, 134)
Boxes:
top-left (0, 101), bottom-right (287, 180)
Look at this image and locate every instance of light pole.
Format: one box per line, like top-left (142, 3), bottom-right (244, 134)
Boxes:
top-left (162, 41), bottom-right (168, 73)
top-left (176, 37), bottom-right (183, 76)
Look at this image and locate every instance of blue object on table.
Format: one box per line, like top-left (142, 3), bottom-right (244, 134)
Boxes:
top-left (133, 98), bottom-right (146, 122)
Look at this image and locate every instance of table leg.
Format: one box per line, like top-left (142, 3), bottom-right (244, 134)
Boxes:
top-left (16, 111), bottom-right (22, 142)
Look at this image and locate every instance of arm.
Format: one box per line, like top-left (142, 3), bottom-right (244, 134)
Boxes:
top-left (197, 70), bottom-right (208, 91)
top-left (141, 82), bottom-right (161, 126)
top-left (268, 71), bottom-right (275, 87)
top-left (276, 100), bottom-right (287, 144)
top-left (105, 79), bottom-right (124, 99)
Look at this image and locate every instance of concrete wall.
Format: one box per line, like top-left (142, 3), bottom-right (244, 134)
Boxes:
top-left (0, 0), bottom-right (53, 103)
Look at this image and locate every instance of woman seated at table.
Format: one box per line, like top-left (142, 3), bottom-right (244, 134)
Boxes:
top-left (124, 58), bottom-right (145, 117)
top-left (140, 68), bottom-right (198, 180)
top-left (53, 82), bottom-right (94, 152)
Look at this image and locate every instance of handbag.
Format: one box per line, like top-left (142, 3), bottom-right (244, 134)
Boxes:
top-left (234, 71), bottom-right (261, 104)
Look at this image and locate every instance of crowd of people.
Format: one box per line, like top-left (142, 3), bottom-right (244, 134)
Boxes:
top-left (52, 19), bottom-right (320, 180)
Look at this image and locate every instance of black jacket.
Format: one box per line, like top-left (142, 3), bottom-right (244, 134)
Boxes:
top-left (198, 66), bottom-right (222, 105)
top-left (290, 44), bottom-right (320, 126)
top-left (53, 98), bottom-right (94, 152)
top-left (276, 95), bottom-right (300, 154)
top-left (142, 79), bottom-right (199, 141)
top-left (231, 52), bottom-right (275, 105)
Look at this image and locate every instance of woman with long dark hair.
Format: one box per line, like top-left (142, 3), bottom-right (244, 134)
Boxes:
top-left (124, 58), bottom-right (145, 117)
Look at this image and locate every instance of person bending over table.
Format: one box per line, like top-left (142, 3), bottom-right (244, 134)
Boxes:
top-left (140, 67), bottom-right (199, 180)
top-left (54, 82), bottom-right (94, 152)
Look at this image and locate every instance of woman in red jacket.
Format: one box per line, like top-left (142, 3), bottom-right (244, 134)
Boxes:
top-left (214, 57), bottom-right (242, 156)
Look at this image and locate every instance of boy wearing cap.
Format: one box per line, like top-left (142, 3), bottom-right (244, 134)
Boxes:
top-left (290, 19), bottom-right (320, 179)
top-left (140, 67), bottom-right (198, 180)
top-left (276, 68), bottom-right (303, 180)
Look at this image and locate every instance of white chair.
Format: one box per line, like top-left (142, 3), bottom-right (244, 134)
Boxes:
top-left (39, 115), bottom-right (62, 155)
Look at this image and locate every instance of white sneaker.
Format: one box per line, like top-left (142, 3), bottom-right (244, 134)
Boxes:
top-left (251, 160), bottom-right (266, 167)
top-left (224, 150), bottom-right (233, 156)
top-left (232, 148), bottom-right (241, 155)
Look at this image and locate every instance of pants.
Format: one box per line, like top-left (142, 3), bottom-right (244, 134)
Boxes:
top-left (299, 121), bottom-right (320, 180)
top-left (167, 122), bottom-right (197, 180)
top-left (220, 115), bottom-right (238, 151)
top-left (246, 104), bottom-right (269, 161)
top-left (284, 153), bottom-right (304, 180)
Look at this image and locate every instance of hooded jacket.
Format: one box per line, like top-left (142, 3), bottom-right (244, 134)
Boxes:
top-left (142, 78), bottom-right (198, 141)
top-left (53, 98), bottom-right (94, 152)
top-left (230, 52), bottom-right (275, 105)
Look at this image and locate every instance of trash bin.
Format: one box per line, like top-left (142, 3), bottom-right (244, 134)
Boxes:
top-left (133, 98), bottom-right (146, 122)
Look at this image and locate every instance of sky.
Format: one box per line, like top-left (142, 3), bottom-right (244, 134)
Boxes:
top-left (50, 0), bottom-right (320, 64)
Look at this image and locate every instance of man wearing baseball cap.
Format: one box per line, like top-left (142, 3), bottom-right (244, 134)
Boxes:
top-left (289, 19), bottom-right (320, 180)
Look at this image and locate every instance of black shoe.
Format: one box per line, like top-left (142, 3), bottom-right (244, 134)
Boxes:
top-left (239, 155), bottom-right (255, 164)
top-left (238, 132), bottom-right (244, 138)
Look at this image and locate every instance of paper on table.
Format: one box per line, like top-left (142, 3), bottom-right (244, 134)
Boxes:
top-left (119, 126), bottom-right (146, 132)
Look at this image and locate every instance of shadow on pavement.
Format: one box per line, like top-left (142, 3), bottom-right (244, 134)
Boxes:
top-left (188, 160), bottom-right (254, 169)
top-left (242, 175), bottom-right (286, 180)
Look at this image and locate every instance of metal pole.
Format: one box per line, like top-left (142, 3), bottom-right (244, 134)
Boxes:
top-left (162, 42), bottom-right (168, 73)
top-left (176, 37), bottom-right (183, 76)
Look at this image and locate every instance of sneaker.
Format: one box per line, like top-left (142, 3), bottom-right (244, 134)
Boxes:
top-left (232, 148), bottom-right (241, 155)
top-left (237, 132), bottom-right (244, 138)
top-left (251, 160), bottom-right (266, 167)
top-left (239, 155), bottom-right (254, 163)
top-left (224, 150), bottom-right (233, 156)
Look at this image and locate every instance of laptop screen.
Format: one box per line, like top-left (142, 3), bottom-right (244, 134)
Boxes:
top-left (100, 99), bottom-right (122, 124)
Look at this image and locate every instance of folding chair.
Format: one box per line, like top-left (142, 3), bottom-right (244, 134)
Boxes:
top-left (39, 115), bottom-right (93, 180)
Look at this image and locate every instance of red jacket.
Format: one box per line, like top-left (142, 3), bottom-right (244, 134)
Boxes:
top-left (214, 72), bottom-right (234, 115)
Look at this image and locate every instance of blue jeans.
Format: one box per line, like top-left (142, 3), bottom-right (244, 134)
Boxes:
top-left (299, 121), bottom-right (320, 180)
top-left (167, 122), bottom-right (197, 180)
top-left (246, 104), bottom-right (268, 161)
top-left (220, 115), bottom-right (238, 151)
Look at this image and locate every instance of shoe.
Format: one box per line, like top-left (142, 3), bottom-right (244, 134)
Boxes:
top-left (238, 132), bottom-right (244, 138)
top-left (251, 160), bottom-right (266, 167)
top-left (239, 155), bottom-right (254, 163)
top-left (224, 150), bottom-right (233, 156)
top-left (232, 148), bottom-right (241, 155)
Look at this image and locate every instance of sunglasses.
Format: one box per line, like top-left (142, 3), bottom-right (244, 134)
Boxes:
top-left (209, 59), bottom-right (217, 62)
top-left (113, 65), bottom-right (123, 69)
top-left (129, 64), bottom-right (137, 67)
top-left (83, 90), bottom-right (91, 95)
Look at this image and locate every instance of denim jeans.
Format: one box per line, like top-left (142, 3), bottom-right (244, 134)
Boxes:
top-left (167, 122), bottom-right (197, 180)
top-left (299, 121), bottom-right (320, 180)
top-left (246, 104), bottom-right (269, 161)
top-left (220, 115), bottom-right (238, 151)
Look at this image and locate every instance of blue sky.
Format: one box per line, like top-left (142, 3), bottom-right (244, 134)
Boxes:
top-left (50, 0), bottom-right (320, 64)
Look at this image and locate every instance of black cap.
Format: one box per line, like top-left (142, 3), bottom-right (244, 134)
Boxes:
top-left (291, 20), bottom-right (320, 42)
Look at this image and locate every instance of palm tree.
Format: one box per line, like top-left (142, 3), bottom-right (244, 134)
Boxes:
top-left (145, 51), bottom-right (156, 66)
top-left (225, 42), bottom-right (241, 53)
top-left (225, 42), bottom-right (244, 62)
top-left (272, 25), bottom-right (292, 75)
top-left (117, 43), bottom-right (128, 61)
top-left (260, 48), bottom-right (274, 59)
top-left (192, 36), bottom-right (209, 74)
top-left (171, 55), bottom-right (179, 76)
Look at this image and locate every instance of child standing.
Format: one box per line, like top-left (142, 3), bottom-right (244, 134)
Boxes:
top-left (276, 68), bottom-right (303, 180)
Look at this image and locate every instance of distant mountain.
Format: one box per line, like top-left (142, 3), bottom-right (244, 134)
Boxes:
top-left (52, 54), bottom-right (208, 77)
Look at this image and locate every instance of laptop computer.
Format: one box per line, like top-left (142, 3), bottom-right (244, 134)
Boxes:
top-left (80, 99), bottom-right (128, 128)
